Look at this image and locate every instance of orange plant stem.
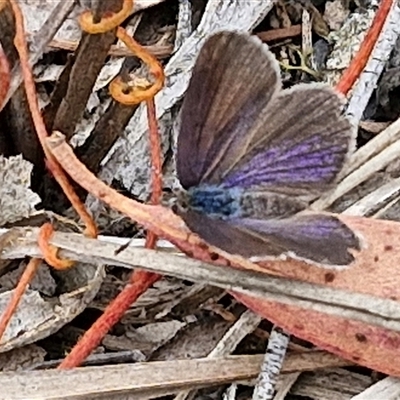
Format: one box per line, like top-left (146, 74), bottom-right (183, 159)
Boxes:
top-left (335, 0), bottom-right (393, 95)
top-left (58, 0), bottom-right (166, 368)
top-left (8, 0), bottom-right (96, 238)
top-left (59, 100), bottom-right (163, 368)
top-left (128, 98), bottom-right (164, 335)
top-left (0, 43), bottom-right (10, 112)
top-left (58, 271), bottom-right (160, 369)
top-left (0, 258), bottom-right (41, 340)
top-left (146, 98), bottom-right (163, 205)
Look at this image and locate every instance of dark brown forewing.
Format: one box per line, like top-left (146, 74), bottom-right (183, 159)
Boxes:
top-left (177, 31), bottom-right (280, 189)
top-left (221, 85), bottom-right (355, 196)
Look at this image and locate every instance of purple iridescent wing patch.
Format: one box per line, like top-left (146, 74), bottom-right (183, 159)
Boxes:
top-left (224, 133), bottom-right (345, 188)
top-left (221, 86), bottom-right (354, 196)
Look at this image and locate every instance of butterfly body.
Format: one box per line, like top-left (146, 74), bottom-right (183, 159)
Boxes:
top-left (176, 31), bottom-right (360, 267)
top-left (186, 186), bottom-right (305, 220)
top-left (187, 185), bottom-right (242, 218)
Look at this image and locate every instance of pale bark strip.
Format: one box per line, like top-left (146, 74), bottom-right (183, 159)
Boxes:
top-left (174, 0), bottom-right (192, 51)
top-left (351, 376), bottom-right (400, 400)
top-left (173, 310), bottom-right (262, 400)
top-left (252, 327), bottom-right (290, 400)
top-left (311, 2), bottom-right (400, 211)
top-left (0, 352), bottom-right (349, 400)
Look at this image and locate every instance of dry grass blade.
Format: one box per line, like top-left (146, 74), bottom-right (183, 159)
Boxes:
top-left (311, 119), bottom-right (400, 210)
top-left (3, 227), bottom-right (400, 333)
top-left (351, 377), bottom-right (400, 399)
top-left (0, 352), bottom-right (350, 400)
top-left (44, 38), bottom-right (173, 58)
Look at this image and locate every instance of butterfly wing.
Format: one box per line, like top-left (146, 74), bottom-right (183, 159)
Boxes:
top-left (177, 31), bottom-right (359, 266)
top-left (177, 31), bottom-right (280, 189)
top-left (221, 85), bottom-right (355, 197)
top-left (180, 210), bottom-right (360, 266)
top-left (235, 213), bottom-right (360, 265)
top-left (177, 32), bottom-right (355, 197)
top-left (180, 209), bottom-right (287, 258)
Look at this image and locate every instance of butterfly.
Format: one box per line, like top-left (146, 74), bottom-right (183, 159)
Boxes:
top-left (175, 31), bottom-right (360, 267)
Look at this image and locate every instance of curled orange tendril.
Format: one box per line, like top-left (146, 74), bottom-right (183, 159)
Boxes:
top-left (0, 223), bottom-right (72, 340)
top-left (110, 27), bottom-right (165, 105)
top-left (79, 0), bottom-right (165, 106)
top-left (38, 223), bottom-right (75, 269)
top-left (79, 0), bottom-right (133, 34)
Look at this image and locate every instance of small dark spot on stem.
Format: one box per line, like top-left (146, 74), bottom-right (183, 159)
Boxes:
top-left (185, 250), bottom-right (193, 258)
top-left (198, 242), bottom-right (209, 251)
top-left (324, 272), bottom-right (335, 283)
top-left (209, 252), bottom-right (219, 261)
top-left (384, 245), bottom-right (393, 251)
top-left (355, 333), bottom-right (367, 342)
top-left (374, 255), bottom-right (379, 262)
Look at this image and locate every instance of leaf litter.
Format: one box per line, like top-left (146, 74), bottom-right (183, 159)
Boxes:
top-left (1, 0), bottom-right (400, 399)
